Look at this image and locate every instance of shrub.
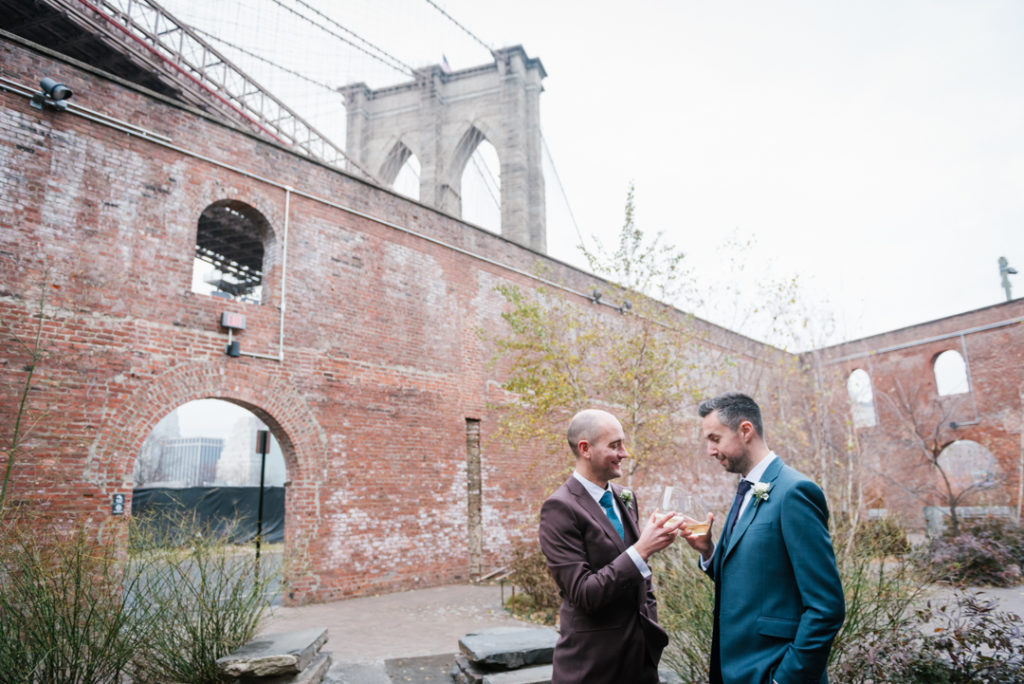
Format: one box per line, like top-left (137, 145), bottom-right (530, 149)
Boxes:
top-left (502, 542), bottom-right (560, 626)
top-left (128, 512), bottom-right (280, 684)
top-left (0, 522), bottom-right (152, 684)
top-left (650, 543), bottom-right (714, 683)
top-left (915, 533), bottom-right (1020, 587)
top-left (831, 588), bottom-right (1024, 683)
top-left (854, 515), bottom-right (911, 558)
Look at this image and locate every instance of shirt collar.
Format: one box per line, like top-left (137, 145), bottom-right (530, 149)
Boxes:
top-left (745, 451), bottom-right (777, 485)
top-left (573, 470), bottom-right (612, 504)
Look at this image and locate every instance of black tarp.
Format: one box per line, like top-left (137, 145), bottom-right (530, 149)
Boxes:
top-left (132, 486), bottom-right (284, 544)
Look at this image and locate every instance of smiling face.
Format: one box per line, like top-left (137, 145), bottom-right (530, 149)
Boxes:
top-left (701, 409), bottom-right (756, 476)
top-left (578, 413), bottom-right (628, 488)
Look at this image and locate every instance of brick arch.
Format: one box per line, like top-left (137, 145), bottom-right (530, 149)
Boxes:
top-left (87, 360), bottom-right (327, 488)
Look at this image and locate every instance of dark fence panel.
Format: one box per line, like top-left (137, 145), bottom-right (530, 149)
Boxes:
top-left (132, 486), bottom-right (284, 543)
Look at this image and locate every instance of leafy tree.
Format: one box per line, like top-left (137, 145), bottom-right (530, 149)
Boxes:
top-left (490, 185), bottom-right (703, 487)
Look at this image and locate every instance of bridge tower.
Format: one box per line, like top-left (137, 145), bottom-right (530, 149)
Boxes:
top-left (341, 46), bottom-right (547, 252)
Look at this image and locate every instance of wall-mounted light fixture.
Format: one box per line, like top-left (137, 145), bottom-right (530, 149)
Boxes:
top-left (221, 311), bottom-right (246, 357)
top-left (30, 77), bottom-right (73, 111)
top-left (618, 300), bottom-right (632, 314)
top-left (591, 289), bottom-right (602, 303)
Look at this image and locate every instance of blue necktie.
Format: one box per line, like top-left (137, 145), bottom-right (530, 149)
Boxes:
top-left (723, 479), bottom-right (753, 538)
top-left (599, 490), bottom-right (625, 541)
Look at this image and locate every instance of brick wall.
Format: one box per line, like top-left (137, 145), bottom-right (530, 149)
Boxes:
top-left (3, 34), bottom-right (1022, 605)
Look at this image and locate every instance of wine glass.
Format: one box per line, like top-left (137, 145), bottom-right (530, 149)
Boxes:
top-left (661, 486), bottom-right (711, 536)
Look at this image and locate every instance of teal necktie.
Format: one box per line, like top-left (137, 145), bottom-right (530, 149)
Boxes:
top-left (599, 490), bottom-right (625, 541)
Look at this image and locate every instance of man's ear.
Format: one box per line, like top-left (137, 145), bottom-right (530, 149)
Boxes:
top-left (738, 420), bottom-right (755, 442)
top-left (578, 439), bottom-right (591, 460)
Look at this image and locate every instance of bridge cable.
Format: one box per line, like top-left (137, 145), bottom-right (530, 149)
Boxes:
top-left (422, 0), bottom-right (493, 53)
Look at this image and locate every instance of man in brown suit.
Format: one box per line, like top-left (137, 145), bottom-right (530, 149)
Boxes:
top-left (538, 409), bottom-right (682, 684)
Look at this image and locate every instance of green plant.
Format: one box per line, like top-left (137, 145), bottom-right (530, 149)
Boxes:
top-left (854, 515), bottom-right (911, 558)
top-left (503, 543), bottom-right (560, 626)
top-left (650, 543), bottom-right (714, 684)
top-left (129, 512), bottom-right (280, 684)
top-left (0, 521), bottom-right (152, 683)
top-left (827, 536), bottom-right (931, 680)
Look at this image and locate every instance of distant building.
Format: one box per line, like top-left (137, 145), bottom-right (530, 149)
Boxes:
top-left (153, 438), bottom-right (224, 487)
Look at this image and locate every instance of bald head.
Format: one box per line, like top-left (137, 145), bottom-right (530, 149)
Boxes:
top-left (567, 409), bottom-right (617, 458)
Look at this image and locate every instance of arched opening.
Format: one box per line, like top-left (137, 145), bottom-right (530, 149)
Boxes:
top-left (453, 125), bottom-right (501, 234)
top-left (191, 200), bottom-right (273, 304)
top-left (847, 368), bottom-right (877, 428)
top-left (133, 399), bottom-right (287, 547)
top-left (380, 140), bottom-right (420, 201)
top-left (936, 439), bottom-right (1001, 506)
top-left (934, 349), bottom-right (969, 396)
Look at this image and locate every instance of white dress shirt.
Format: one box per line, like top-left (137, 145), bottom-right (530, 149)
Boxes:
top-left (573, 471), bottom-right (651, 578)
top-left (701, 451), bottom-right (778, 570)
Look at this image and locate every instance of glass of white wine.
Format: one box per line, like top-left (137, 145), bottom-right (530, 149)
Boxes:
top-left (661, 486), bottom-right (711, 536)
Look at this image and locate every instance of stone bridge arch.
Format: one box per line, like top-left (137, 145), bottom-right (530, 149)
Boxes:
top-left (341, 45), bottom-right (546, 252)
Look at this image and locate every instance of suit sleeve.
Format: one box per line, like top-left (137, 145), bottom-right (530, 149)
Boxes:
top-left (774, 480), bottom-right (846, 682)
top-left (539, 495), bottom-right (644, 614)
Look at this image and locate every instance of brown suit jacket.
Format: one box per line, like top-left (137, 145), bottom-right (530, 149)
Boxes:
top-left (538, 477), bottom-right (667, 684)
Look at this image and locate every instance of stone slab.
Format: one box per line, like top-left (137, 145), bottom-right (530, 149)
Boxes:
top-left (481, 665), bottom-right (552, 684)
top-left (218, 628), bottom-right (328, 678)
top-left (458, 626), bottom-right (557, 669)
top-left (238, 652), bottom-right (331, 684)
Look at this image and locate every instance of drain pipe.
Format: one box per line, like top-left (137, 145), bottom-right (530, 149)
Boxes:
top-left (238, 186), bottom-right (290, 362)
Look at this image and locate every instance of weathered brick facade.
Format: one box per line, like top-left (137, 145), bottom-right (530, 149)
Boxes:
top-left (2, 34), bottom-right (1021, 605)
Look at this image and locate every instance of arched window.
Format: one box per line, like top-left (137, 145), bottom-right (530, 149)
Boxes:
top-left (191, 200), bottom-right (272, 304)
top-left (847, 369), bottom-right (877, 428)
top-left (934, 350), bottom-right (969, 396)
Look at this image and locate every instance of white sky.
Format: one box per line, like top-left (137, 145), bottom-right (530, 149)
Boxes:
top-left (158, 0), bottom-right (1024, 350)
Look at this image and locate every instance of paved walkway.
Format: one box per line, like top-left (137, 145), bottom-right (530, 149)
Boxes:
top-left (259, 583), bottom-right (533, 682)
top-left (259, 582), bottom-right (1024, 683)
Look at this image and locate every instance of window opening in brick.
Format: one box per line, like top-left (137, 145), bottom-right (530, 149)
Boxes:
top-left (847, 369), bottom-right (877, 428)
top-left (935, 439), bottom-right (1000, 502)
top-left (466, 418), bottom-right (482, 578)
top-left (191, 201), bottom-right (268, 303)
top-left (934, 350), bottom-right (969, 396)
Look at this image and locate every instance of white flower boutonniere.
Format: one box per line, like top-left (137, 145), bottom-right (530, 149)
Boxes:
top-left (619, 489), bottom-right (634, 507)
top-left (752, 482), bottom-right (771, 503)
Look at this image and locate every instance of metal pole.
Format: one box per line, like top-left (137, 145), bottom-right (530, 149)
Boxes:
top-left (256, 430), bottom-right (269, 560)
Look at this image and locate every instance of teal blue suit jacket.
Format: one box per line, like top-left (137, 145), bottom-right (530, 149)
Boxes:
top-left (706, 457), bottom-right (845, 684)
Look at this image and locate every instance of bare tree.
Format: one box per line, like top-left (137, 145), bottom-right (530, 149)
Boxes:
top-left (879, 379), bottom-right (1000, 536)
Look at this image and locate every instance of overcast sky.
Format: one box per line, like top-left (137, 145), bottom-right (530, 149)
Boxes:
top-left (159, 0), bottom-right (1024, 350)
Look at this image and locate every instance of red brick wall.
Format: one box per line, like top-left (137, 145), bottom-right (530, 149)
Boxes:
top-left (811, 302), bottom-right (1024, 526)
top-left (0, 36), bottom-right (777, 603)
top-left (4, 35), bottom-right (1022, 606)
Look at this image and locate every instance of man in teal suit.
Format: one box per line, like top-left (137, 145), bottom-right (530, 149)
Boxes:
top-left (681, 392), bottom-right (845, 683)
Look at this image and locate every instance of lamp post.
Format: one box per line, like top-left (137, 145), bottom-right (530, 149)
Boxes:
top-left (999, 256), bottom-right (1017, 302)
top-left (255, 429), bottom-right (269, 561)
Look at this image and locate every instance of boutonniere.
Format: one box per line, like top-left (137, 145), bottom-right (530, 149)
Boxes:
top-left (619, 489), bottom-right (634, 507)
top-left (752, 482), bottom-right (771, 503)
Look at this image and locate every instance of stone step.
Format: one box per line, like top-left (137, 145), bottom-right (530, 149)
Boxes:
top-left (234, 652), bottom-right (333, 684)
top-left (217, 627), bottom-right (329, 679)
top-left (480, 665), bottom-right (553, 684)
top-left (458, 626), bottom-right (558, 669)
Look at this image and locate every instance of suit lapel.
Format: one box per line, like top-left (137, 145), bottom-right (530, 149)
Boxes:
top-left (723, 458), bottom-right (784, 561)
top-left (566, 477), bottom-right (627, 550)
